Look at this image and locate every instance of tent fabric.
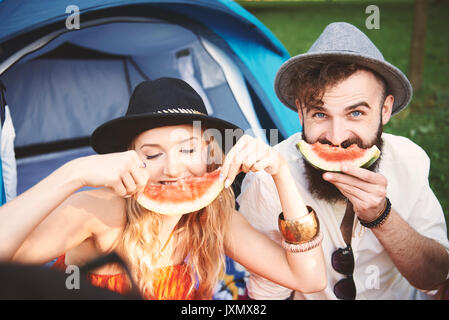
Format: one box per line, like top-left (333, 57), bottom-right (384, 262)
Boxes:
top-left (200, 37), bottom-right (266, 142)
top-left (3, 58), bottom-right (131, 147)
top-left (1, 105), bottom-right (17, 201)
top-left (1, 25), bottom-right (255, 148)
top-left (0, 0), bottom-right (286, 54)
top-left (0, 79), bottom-right (15, 202)
top-left (0, 0), bottom-right (301, 138)
top-left (0, 159), bottom-right (6, 205)
top-left (2, 20), bottom-right (265, 149)
top-left (16, 147), bottom-right (95, 196)
top-left (177, 51), bottom-right (214, 115)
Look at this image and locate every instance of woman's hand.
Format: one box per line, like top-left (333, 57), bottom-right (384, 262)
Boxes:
top-left (70, 150), bottom-right (150, 197)
top-left (0, 150), bottom-right (148, 261)
top-left (220, 135), bottom-right (287, 188)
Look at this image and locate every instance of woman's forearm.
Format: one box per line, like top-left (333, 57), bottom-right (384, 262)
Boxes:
top-left (0, 160), bottom-right (83, 261)
top-left (271, 164), bottom-right (327, 293)
top-left (272, 164), bottom-right (309, 219)
top-left (0, 151), bottom-right (148, 261)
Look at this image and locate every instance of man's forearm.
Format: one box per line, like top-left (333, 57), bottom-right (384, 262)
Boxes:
top-left (372, 209), bottom-right (449, 290)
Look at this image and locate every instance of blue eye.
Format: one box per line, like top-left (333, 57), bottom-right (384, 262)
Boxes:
top-left (313, 112), bottom-right (326, 119)
top-left (351, 111), bottom-right (362, 117)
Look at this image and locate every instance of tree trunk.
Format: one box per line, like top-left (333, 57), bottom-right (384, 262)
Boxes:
top-left (408, 0), bottom-right (429, 90)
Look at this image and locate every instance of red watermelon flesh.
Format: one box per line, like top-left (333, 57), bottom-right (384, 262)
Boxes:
top-left (312, 143), bottom-right (366, 162)
top-left (135, 169), bottom-right (224, 215)
top-left (296, 141), bottom-right (381, 172)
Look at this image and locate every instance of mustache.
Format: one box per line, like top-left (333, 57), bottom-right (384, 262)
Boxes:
top-left (304, 116), bottom-right (384, 150)
top-left (300, 123), bottom-right (384, 203)
top-left (315, 136), bottom-right (369, 149)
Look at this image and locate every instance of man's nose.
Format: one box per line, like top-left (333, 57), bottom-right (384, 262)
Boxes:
top-left (325, 119), bottom-right (351, 146)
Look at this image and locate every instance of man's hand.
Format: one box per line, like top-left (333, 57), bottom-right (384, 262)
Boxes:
top-left (323, 165), bottom-right (388, 222)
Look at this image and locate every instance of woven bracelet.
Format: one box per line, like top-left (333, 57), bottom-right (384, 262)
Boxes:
top-left (282, 231), bottom-right (324, 253)
top-left (358, 197), bottom-right (392, 229)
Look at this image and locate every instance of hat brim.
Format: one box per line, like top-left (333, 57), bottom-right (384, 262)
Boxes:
top-left (274, 52), bottom-right (413, 116)
top-left (91, 113), bottom-right (241, 154)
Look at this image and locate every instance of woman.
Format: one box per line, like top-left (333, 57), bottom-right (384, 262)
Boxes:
top-left (0, 78), bottom-right (326, 299)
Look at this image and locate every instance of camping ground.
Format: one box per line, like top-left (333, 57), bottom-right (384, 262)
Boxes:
top-left (239, 0), bottom-right (449, 230)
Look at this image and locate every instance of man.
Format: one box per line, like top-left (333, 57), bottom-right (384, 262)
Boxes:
top-left (237, 22), bottom-right (449, 299)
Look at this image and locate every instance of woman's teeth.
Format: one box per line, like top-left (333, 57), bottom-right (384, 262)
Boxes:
top-left (160, 181), bottom-right (177, 185)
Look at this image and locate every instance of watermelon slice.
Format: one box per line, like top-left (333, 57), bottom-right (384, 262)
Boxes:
top-left (135, 169), bottom-right (224, 215)
top-left (296, 140), bottom-right (380, 172)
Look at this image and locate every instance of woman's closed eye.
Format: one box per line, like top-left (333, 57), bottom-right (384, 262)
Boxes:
top-left (146, 153), bottom-right (162, 160)
top-left (180, 148), bottom-right (196, 154)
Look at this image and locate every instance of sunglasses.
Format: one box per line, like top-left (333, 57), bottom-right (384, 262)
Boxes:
top-left (331, 244), bottom-right (356, 300)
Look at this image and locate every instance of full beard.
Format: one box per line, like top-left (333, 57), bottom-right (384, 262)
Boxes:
top-left (302, 123), bottom-right (384, 204)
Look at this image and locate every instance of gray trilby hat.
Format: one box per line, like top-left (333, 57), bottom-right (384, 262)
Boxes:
top-left (275, 22), bottom-right (413, 116)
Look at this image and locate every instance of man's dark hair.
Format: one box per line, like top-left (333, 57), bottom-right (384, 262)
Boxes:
top-left (287, 59), bottom-right (389, 111)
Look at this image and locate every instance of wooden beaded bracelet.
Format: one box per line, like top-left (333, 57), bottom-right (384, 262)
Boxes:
top-left (358, 197), bottom-right (392, 229)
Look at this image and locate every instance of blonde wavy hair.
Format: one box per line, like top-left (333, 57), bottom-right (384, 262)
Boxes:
top-left (121, 132), bottom-right (235, 299)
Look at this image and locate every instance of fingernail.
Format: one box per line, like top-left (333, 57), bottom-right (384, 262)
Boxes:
top-left (324, 173), bottom-right (332, 180)
top-left (224, 179), bottom-right (232, 188)
top-left (219, 173), bottom-right (225, 181)
top-left (342, 165), bottom-right (348, 171)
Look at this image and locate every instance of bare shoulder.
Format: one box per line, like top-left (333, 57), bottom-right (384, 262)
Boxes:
top-left (64, 188), bottom-right (127, 267)
top-left (68, 188), bottom-right (127, 233)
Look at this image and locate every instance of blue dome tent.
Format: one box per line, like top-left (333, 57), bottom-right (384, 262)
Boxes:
top-left (0, 0), bottom-right (300, 299)
top-left (0, 0), bottom-right (300, 195)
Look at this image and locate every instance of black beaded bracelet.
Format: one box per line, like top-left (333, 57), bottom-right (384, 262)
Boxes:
top-left (358, 197), bottom-right (392, 229)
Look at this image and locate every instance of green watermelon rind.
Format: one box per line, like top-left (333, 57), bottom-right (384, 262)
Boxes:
top-left (360, 150), bottom-right (381, 169)
top-left (135, 176), bottom-right (225, 216)
top-left (296, 140), bottom-right (381, 172)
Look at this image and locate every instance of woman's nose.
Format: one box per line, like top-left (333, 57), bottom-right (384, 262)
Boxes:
top-left (163, 151), bottom-right (183, 177)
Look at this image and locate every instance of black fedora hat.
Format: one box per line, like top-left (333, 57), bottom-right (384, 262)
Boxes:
top-left (91, 78), bottom-right (240, 154)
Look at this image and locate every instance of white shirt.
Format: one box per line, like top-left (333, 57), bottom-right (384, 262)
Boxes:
top-left (237, 132), bottom-right (449, 300)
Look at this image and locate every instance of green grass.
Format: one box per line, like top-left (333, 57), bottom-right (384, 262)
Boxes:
top-left (239, 1), bottom-right (449, 228)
